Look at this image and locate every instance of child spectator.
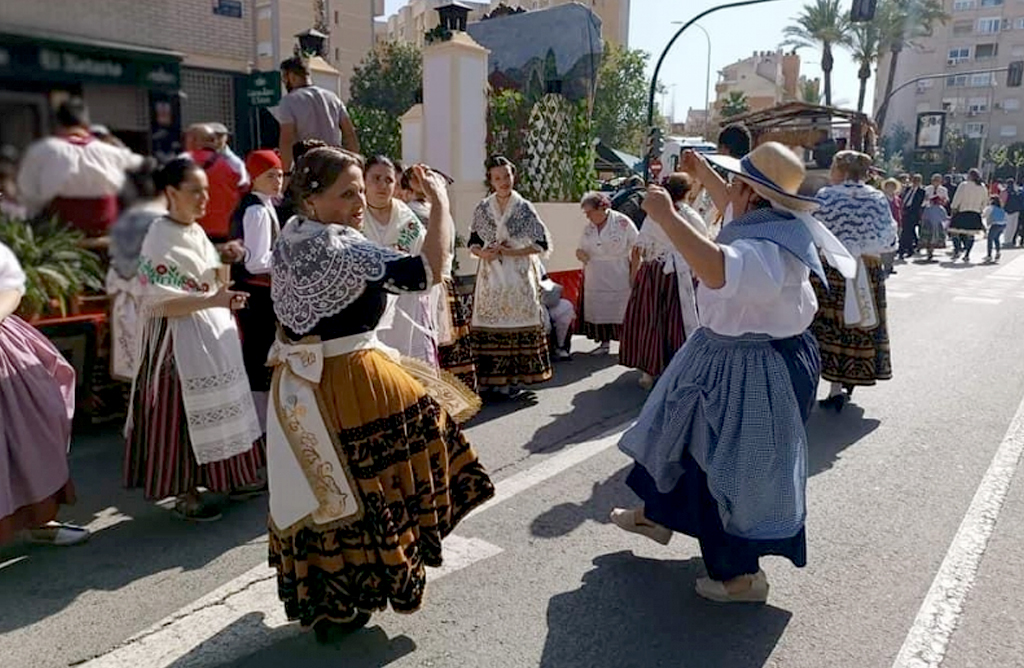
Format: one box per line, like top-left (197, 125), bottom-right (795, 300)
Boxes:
top-left (984, 195), bottom-right (1007, 263)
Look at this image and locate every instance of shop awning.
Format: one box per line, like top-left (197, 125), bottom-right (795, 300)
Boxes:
top-left (0, 29), bottom-right (183, 90)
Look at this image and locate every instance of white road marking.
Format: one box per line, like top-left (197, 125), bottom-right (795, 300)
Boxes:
top-left (887, 291), bottom-right (914, 299)
top-left (893, 388), bottom-right (1024, 668)
top-left (83, 428), bottom-right (627, 668)
top-left (952, 296), bottom-right (1002, 305)
top-left (990, 253), bottom-right (1024, 277)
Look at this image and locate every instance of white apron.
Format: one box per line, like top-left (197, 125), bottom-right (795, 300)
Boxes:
top-left (579, 210), bottom-right (638, 325)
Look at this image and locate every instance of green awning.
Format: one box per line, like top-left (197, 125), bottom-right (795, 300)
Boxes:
top-left (0, 30), bottom-right (183, 90)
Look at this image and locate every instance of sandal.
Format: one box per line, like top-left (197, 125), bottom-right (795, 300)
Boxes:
top-left (609, 508), bottom-right (672, 545)
top-left (695, 570), bottom-right (769, 604)
top-left (172, 498), bottom-right (223, 523)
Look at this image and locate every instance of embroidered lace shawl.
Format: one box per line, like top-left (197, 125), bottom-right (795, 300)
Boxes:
top-left (364, 199), bottom-right (425, 254)
top-left (272, 217), bottom-right (405, 336)
top-left (133, 218), bottom-right (260, 464)
top-left (815, 182), bottom-right (899, 258)
top-left (471, 191), bottom-right (551, 253)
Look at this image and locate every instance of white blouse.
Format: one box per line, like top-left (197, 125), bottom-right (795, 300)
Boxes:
top-left (0, 241), bottom-right (26, 294)
top-left (697, 239), bottom-right (818, 338)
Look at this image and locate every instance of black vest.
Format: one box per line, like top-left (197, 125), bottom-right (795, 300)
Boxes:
top-left (230, 192), bottom-right (276, 285)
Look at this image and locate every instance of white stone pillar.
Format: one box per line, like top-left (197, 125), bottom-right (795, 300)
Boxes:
top-left (421, 33), bottom-right (489, 276)
top-left (400, 104), bottom-right (424, 166)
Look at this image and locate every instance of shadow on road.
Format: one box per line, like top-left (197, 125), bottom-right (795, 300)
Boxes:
top-left (202, 615), bottom-right (416, 668)
top-left (540, 551), bottom-right (790, 668)
top-left (0, 428), bottom-right (268, 636)
top-left (806, 403), bottom-right (881, 475)
top-left (530, 465), bottom-right (634, 538)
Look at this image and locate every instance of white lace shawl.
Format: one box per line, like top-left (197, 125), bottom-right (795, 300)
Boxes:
top-left (636, 202), bottom-right (708, 263)
top-left (471, 191), bottom-right (552, 254)
top-left (272, 217), bottom-right (406, 336)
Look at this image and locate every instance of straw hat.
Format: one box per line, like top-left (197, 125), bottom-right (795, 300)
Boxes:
top-left (705, 142), bottom-right (820, 211)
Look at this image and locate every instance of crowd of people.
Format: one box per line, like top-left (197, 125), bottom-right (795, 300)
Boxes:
top-left (1, 55), bottom-right (938, 639)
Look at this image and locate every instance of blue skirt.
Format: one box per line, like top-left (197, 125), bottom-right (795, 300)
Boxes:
top-left (620, 328), bottom-right (819, 542)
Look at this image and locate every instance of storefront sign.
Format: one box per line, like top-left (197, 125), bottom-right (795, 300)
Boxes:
top-left (245, 71), bottom-right (282, 108)
top-left (213, 0), bottom-right (244, 18)
top-left (0, 34), bottom-right (181, 90)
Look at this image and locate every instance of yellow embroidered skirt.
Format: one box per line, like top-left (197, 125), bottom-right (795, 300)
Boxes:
top-left (268, 349), bottom-right (494, 627)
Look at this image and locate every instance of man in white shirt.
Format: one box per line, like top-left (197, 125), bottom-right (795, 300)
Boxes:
top-left (277, 57), bottom-right (360, 173)
top-left (17, 98), bottom-right (142, 237)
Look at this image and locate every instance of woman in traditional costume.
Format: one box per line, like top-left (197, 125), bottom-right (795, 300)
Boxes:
top-left (811, 151), bottom-right (898, 412)
top-left (469, 156), bottom-right (553, 396)
top-left (362, 155), bottom-right (439, 367)
top-left (620, 172), bottom-right (707, 390)
top-left (266, 148), bottom-right (493, 641)
top-left (610, 143), bottom-right (855, 604)
top-left (124, 158), bottom-right (265, 522)
top-left (107, 159), bottom-right (166, 381)
top-left (575, 191), bottom-right (639, 354)
top-left (399, 165), bottom-right (478, 391)
top-left (949, 168), bottom-right (989, 263)
top-left (0, 241), bottom-right (88, 546)
top-left (229, 150), bottom-right (284, 434)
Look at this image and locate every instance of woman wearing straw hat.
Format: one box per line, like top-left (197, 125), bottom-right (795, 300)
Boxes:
top-left (610, 142), bottom-right (855, 604)
top-left (812, 151), bottom-right (898, 413)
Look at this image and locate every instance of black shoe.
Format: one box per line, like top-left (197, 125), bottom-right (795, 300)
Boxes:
top-left (313, 611), bottom-right (372, 643)
top-left (818, 394), bottom-right (846, 414)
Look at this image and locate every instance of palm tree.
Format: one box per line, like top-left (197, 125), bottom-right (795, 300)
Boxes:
top-left (721, 91), bottom-right (750, 118)
top-left (800, 78), bottom-right (823, 104)
top-left (783, 0), bottom-right (850, 107)
top-left (848, 20), bottom-right (881, 113)
top-left (874, 0), bottom-right (949, 132)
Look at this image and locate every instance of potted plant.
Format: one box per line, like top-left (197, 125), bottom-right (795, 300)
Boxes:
top-left (0, 212), bottom-right (103, 320)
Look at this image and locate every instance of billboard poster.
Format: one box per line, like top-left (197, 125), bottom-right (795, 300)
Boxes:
top-left (916, 112), bottom-right (946, 150)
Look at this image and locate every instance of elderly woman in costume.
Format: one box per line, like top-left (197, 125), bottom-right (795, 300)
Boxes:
top-left (267, 148), bottom-right (493, 641)
top-left (620, 172), bottom-right (707, 390)
top-left (0, 242), bottom-right (88, 546)
top-left (610, 142), bottom-right (855, 604)
top-left (469, 155), bottom-right (553, 396)
top-left (812, 151), bottom-right (898, 412)
top-left (125, 158), bottom-right (264, 522)
top-left (359, 155), bottom-right (441, 368)
top-left (575, 191), bottom-right (639, 354)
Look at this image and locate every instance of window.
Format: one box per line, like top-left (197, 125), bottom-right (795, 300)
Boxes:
top-left (949, 46), bottom-right (972, 63)
top-left (1002, 124), bottom-right (1019, 136)
top-left (335, 47), bottom-right (339, 61)
top-left (954, 0), bottom-right (976, 8)
top-left (954, 20), bottom-right (975, 36)
top-left (976, 43), bottom-right (999, 59)
top-left (334, 11), bottom-right (339, 24)
top-left (943, 97), bottom-right (963, 111)
top-left (981, 0), bottom-right (1004, 6)
top-left (257, 40), bottom-right (273, 57)
top-left (1004, 97), bottom-right (1022, 110)
top-left (968, 96), bottom-right (990, 112)
top-left (971, 72), bottom-right (997, 86)
top-left (965, 122), bottom-right (986, 137)
top-left (978, 17), bottom-right (1002, 32)
top-left (1017, 18), bottom-right (1024, 29)
top-left (917, 78), bottom-right (935, 92)
top-left (947, 74), bottom-right (969, 87)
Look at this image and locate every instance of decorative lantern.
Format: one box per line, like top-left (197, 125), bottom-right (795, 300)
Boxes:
top-left (295, 28), bottom-right (328, 58)
top-left (436, 2), bottom-right (472, 32)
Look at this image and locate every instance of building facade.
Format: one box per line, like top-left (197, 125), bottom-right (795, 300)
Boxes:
top-left (874, 0), bottom-right (1024, 161)
top-left (713, 49), bottom-right (802, 125)
top-left (0, 0), bottom-right (257, 156)
top-left (378, 0), bottom-right (630, 47)
top-left (254, 0), bottom-right (383, 99)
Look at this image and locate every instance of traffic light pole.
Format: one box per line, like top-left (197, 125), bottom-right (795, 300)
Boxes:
top-left (644, 0), bottom-right (786, 182)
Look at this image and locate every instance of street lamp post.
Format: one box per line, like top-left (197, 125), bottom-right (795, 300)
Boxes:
top-left (645, 0), bottom-right (785, 181)
top-left (671, 21), bottom-right (711, 137)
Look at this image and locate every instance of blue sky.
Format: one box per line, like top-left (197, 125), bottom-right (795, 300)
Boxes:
top-left (382, 0), bottom-right (869, 121)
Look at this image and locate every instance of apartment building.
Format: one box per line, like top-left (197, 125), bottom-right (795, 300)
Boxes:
top-left (874, 0), bottom-right (1024, 151)
top-left (254, 0), bottom-right (383, 98)
top-left (0, 0), bottom-right (256, 155)
top-left (377, 0), bottom-right (630, 47)
top-left (713, 49), bottom-right (802, 123)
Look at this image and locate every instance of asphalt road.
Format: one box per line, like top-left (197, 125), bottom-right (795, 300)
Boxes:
top-left (5, 249), bottom-right (1024, 668)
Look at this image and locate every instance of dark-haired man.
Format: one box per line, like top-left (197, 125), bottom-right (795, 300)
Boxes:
top-left (717, 124), bottom-right (751, 158)
top-left (17, 98), bottom-right (141, 237)
top-left (277, 57), bottom-right (359, 172)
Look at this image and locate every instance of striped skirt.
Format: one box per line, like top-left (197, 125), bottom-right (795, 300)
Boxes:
top-left (437, 278), bottom-right (478, 392)
top-left (124, 318), bottom-right (264, 500)
top-left (268, 349), bottom-right (494, 627)
top-left (810, 258), bottom-right (893, 386)
top-left (619, 260), bottom-right (687, 377)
